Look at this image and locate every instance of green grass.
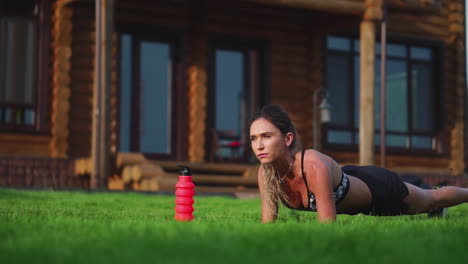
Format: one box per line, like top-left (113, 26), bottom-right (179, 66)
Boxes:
top-left (1, 188), bottom-right (468, 264)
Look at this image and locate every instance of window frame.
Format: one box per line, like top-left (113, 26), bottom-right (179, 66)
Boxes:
top-left (116, 24), bottom-right (186, 160)
top-left (0, 0), bottom-right (51, 133)
top-left (323, 34), bottom-right (444, 155)
top-left (206, 34), bottom-right (270, 163)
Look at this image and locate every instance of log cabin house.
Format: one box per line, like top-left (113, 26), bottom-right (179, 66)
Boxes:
top-left (0, 0), bottom-right (467, 192)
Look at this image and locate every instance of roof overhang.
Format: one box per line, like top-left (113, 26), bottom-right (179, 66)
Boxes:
top-left (244, 0), bottom-right (442, 16)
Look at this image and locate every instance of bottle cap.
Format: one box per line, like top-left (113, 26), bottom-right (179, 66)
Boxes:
top-left (178, 165), bottom-right (192, 176)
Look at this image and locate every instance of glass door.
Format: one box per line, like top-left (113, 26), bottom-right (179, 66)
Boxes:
top-left (207, 38), bottom-right (267, 163)
top-left (119, 31), bottom-right (180, 159)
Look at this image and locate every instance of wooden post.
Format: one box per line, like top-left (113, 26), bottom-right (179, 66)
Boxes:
top-left (466, 28), bottom-right (468, 175)
top-left (379, 0), bottom-right (388, 168)
top-left (359, 0), bottom-right (382, 166)
top-left (187, 1), bottom-right (208, 162)
top-left (91, 0), bottom-right (114, 189)
top-left (359, 21), bottom-right (375, 166)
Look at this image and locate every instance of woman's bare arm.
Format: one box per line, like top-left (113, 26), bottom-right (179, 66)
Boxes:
top-left (304, 152), bottom-right (337, 222)
top-left (258, 166), bottom-right (278, 223)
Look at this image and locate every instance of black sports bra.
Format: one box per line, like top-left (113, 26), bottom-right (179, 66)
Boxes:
top-left (281, 150), bottom-right (350, 212)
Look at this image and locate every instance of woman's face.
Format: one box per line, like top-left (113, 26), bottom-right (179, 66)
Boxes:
top-left (250, 118), bottom-right (292, 164)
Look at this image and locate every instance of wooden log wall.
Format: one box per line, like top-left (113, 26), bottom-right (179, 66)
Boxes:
top-left (395, 0), bottom-right (465, 175)
top-left (112, 0), bottom-right (348, 161)
top-left (0, 134), bottom-right (50, 156)
top-left (327, 0), bottom-right (465, 175)
top-left (200, 0), bottom-right (353, 156)
top-left (60, 0), bottom-right (465, 176)
top-left (65, 1), bottom-right (119, 159)
top-left (66, 2), bottom-right (94, 158)
top-left (446, 0), bottom-right (466, 175)
top-left (0, 2), bottom-right (56, 157)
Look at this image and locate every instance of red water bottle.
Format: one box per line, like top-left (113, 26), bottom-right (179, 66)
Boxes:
top-left (175, 165), bottom-right (195, 221)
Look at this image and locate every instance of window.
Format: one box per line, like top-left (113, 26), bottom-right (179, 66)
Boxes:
top-left (0, 0), bottom-right (50, 131)
top-left (118, 28), bottom-right (182, 159)
top-left (325, 36), bottom-right (439, 152)
top-left (207, 37), bottom-right (268, 162)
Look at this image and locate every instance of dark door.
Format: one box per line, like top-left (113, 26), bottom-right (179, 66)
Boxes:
top-left (119, 30), bottom-right (181, 159)
top-left (207, 38), bottom-right (268, 162)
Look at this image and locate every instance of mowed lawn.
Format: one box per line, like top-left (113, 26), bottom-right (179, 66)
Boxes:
top-left (1, 188), bottom-right (468, 264)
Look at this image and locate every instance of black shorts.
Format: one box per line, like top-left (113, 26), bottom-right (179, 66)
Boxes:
top-left (341, 165), bottom-right (409, 216)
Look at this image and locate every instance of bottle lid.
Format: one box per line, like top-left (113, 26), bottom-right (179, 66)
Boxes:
top-left (178, 165), bottom-right (192, 176)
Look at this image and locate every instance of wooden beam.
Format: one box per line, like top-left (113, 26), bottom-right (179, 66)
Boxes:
top-left (116, 152), bottom-right (146, 168)
top-left (75, 157), bottom-right (92, 175)
top-left (364, 0), bottom-right (383, 21)
top-left (359, 20), bottom-right (376, 166)
top-left (246, 0), bottom-right (442, 15)
top-left (245, 0), bottom-right (365, 15)
top-left (388, 0), bottom-right (442, 13)
top-left (122, 164), bottom-right (165, 183)
top-left (56, 0), bottom-right (94, 6)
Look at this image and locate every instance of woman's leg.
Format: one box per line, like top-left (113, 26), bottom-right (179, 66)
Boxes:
top-left (403, 183), bottom-right (468, 215)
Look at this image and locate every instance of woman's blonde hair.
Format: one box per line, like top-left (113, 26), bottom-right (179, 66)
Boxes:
top-left (251, 105), bottom-right (302, 211)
